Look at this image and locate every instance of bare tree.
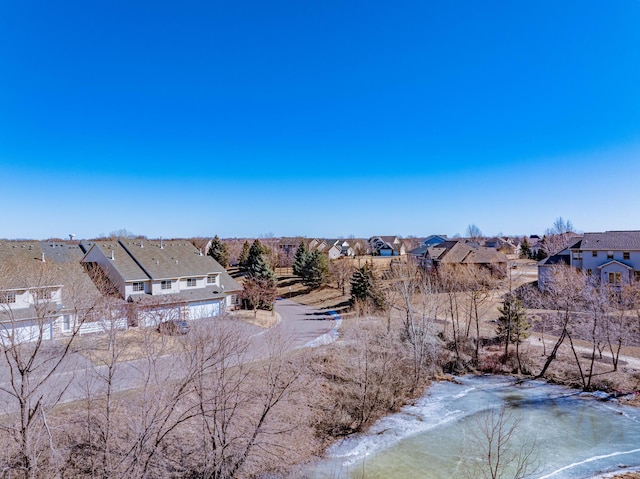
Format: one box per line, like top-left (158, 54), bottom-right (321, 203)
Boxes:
top-left (463, 407), bottom-right (538, 479)
top-left (466, 224), bottom-right (483, 241)
top-left (0, 260), bottom-right (102, 478)
top-left (330, 257), bottom-right (354, 295)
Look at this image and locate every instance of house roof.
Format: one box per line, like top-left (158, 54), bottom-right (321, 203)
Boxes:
top-left (579, 231), bottom-right (640, 251)
top-left (428, 241), bottom-right (507, 265)
top-left (596, 260), bottom-right (634, 271)
top-left (82, 239), bottom-right (241, 292)
top-left (83, 241), bottom-right (149, 282)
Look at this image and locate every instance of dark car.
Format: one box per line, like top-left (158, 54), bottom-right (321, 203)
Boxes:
top-left (157, 319), bottom-right (190, 335)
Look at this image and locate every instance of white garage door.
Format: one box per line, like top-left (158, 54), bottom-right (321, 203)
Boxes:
top-left (0, 321), bottom-right (52, 345)
top-left (139, 307), bottom-right (179, 327)
top-left (188, 301), bottom-right (221, 320)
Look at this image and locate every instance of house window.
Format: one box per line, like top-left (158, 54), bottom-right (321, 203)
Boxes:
top-left (187, 278), bottom-right (197, 287)
top-left (63, 315), bottom-right (71, 331)
top-left (607, 251), bottom-right (614, 259)
top-left (1, 291), bottom-right (16, 303)
top-left (592, 251), bottom-right (598, 257)
top-left (609, 272), bottom-right (622, 284)
top-left (609, 272), bottom-right (615, 284)
top-left (586, 269), bottom-right (592, 276)
top-left (35, 289), bottom-right (52, 300)
top-left (132, 282), bottom-right (145, 292)
top-left (207, 275), bottom-right (217, 284)
top-left (624, 252), bottom-right (630, 260)
top-left (161, 280), bottom-right (172, 290)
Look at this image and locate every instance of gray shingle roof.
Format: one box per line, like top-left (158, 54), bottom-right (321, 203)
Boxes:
top-left (84, 241), bottom-right (149, 282)
top-left (579, 231), bottom-right (640, 251)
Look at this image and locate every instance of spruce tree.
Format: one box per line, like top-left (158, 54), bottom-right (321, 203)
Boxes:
top-left (208, 235), bottom-right (229, 267)
top-left (496, 293), bottom-right (530, 355)
top-left (519, 237), bottom-right (531, 260)
top-left (293, 242), bottom-right (309, 277)
top-left (350, 262), bottom-right (386, 311)
top-left (303, 250), bottom-right (329, 288)
top-left (238, 240), bottom-right (250, 272)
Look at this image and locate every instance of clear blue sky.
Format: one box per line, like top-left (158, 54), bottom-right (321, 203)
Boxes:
top-left (2, 1), bottom-right (639, 240)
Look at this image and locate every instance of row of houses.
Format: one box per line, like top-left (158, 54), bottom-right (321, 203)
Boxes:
top-left (0, 239), bottom-right (241, 343)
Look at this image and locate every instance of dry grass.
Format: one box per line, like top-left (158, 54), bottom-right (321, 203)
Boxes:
top-left (71, 328), bottom-right (185, 365)
top-left (229, 309), bottom-right (280, 328)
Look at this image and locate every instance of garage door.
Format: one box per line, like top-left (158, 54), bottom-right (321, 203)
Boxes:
top-left (188, 301), bottom-right (221, 320)
top-left (0, 320), bottom-right (52, 345)
top-left (139, 306), bottom-right (179, 327)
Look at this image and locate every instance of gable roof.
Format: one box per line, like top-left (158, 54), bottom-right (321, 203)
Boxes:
top-left (428, 241), bottom-right (507, 265)
top-left (579, 231), bottom-right (640, 251)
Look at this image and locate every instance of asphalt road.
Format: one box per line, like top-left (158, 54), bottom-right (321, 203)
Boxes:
top-left (0, 300), bottom-right (339, 412)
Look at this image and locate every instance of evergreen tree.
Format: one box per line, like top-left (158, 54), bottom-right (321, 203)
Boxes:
top-left (247, 254), bottom-right (276, 282)
top-left (208, 235), bottom-right (229, 267)
top-left (238, 240), bottom-right (250, 272)
top-left (246, 239), bottom-right (269, 271)
top-left (519, 237), bottom-right (531, 260)
top-left (292, 242), bottom-right (310, 277)
top-left (536, 248), bottom-right (548, 261)
top-left (496, 293), bottom-right (530, 355)
top-left (350, 262), bottom-right (386, 311)
top-left (302, 250), bottom-right (329, 288)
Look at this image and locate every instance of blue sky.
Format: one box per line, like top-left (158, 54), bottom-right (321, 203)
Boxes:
top-left (1, 1), bottom-right (639, 240)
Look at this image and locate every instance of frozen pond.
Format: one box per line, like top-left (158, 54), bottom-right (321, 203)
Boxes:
top-left (303, 376), bottom-right (640, 479)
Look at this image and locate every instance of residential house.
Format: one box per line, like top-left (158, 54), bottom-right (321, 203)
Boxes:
top-left (421, 240), bottom-right (508, 276)
top-left (369, 236), bottom-right (406, 256)
top-left (0, 241), bottom-right (106, 343)
top-left (81, 239), bottom-right (241, 326)
top-left (538, 231), bottom-right (640, 290)
top-left (408, 235), bottom-right (448, 259)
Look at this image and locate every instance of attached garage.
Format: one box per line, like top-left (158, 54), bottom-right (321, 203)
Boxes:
top-left (188, 300), bottom-right (221, 320)
top-left (0, 319), bottom-right (53, 345)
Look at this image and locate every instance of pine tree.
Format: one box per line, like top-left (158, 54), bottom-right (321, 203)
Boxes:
top-left (496, 293), bottom-right (530, 355)
top-left (303, 250), bottom-right (329, 288)
top-left (350, 262), bottom-right (386, 312)
top-left (208, 235), bottom-right (229, 267)
top-left (519, 237), bottom-right (531, 260)
top-left (292, 242), bottom-right (309, 277)
top-left (238, 240), bottom-right (250, 272)
top-left (247, 254), bottom-right (276, 282)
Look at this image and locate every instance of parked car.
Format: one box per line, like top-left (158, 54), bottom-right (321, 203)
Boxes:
top-left (157, 319), bottom-right (190, 335)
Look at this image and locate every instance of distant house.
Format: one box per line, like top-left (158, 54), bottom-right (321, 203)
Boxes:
top-left (422, 240), bottom-right (508, 276)
top-left (307, 239), bottom-right (355, 259)
top-left (538, 231), bottom-right (640, 290)
top-left (408, 235), bottom-right (448, 259)
top-left (81, 239), bottom-right (241, 326)
top-left (369, 236), bottom-right (406, 256)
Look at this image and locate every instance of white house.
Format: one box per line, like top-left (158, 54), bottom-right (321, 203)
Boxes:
top-left (0, 241), bottom-right (106, 343)
top-left (538, 231), bottom-right (640, 290)
top-left (81, 239), bottom-right (241, 326)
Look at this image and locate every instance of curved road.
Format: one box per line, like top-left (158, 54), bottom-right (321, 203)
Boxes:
top-left (0, 300), bottom-right (340, 412)
top-left (274, 297), bottom-right (339, 349)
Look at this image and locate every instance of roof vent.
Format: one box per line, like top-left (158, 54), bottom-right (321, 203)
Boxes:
top-left (160, 237), bottom-right (164, 249)
top-left (199, 248), bottom-right (203, 256)
top-left (41, 253), bottom-right (46, 263)
top-left (111, 251), bottom-right (115, 260)
top-left (140, 242), bottom-right (143, 248)
top-left (176, 259), bottom-right (179, 264)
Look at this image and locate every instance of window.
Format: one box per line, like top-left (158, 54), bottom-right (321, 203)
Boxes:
top-left (161, 280), bottom-right (172, 290)
top-left (132, 282), bottom-right (145, 292)
top-left (609, 272), bottom-right (622, 284)
top-left (207, 275), bottom-right (217, 284)
top-left (1, 291), bottom-right (16, 304)
top-left (35, 289), bottom-right (52, 300)
top-left (586, 269), bottom-right (592, 276)
top-left (607, 251), bottom-right (614, 259)
top-left (63, 315), bottom-right (71, 331)
top-left (592, 251), bottom-right (598, 257)
top-left (624, 252), bottom-right (630, 260)
top-left (187, 278), bottom-right (197, 287)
